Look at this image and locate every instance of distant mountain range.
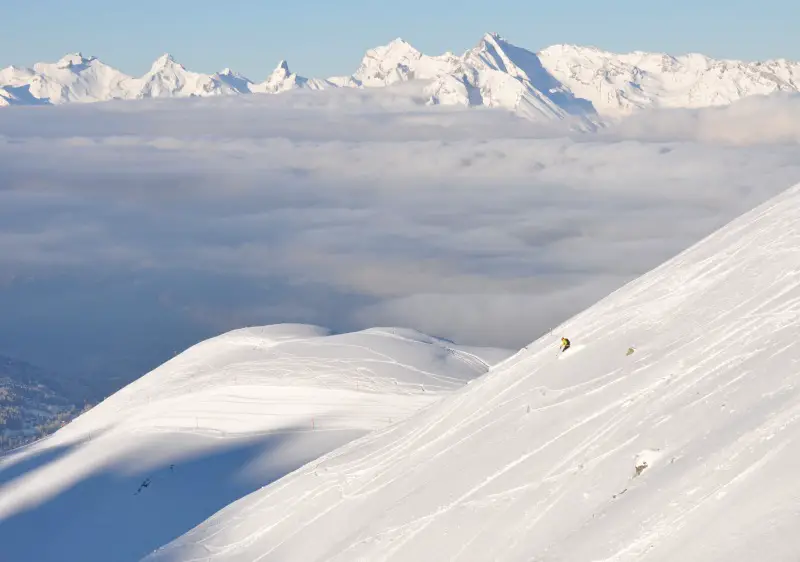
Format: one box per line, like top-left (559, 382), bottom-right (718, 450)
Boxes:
top-left (3, 32), bottom-right (799, 125)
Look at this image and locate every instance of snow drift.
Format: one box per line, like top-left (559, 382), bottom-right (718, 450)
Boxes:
top-left (0, 325), bottom-right (510, 562)
top-left (147, 180), bottom-right (800, 562)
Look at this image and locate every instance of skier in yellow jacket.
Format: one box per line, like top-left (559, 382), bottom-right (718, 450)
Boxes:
top-left (560, 337), bottom-right (571, 352)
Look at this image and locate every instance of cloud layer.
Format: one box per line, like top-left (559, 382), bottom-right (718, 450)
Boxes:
top-left (2, 85), bottom-right (800, 389)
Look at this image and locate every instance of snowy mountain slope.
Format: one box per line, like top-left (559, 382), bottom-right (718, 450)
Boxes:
top-left (0, 34), bottom-right (587, 124)
top-left (213, 68), bottom-right (253, 94)
top-left (344, 33), bottom-right (596, 125)
top-left (461, 33), bottom-right (596, 120)
top-left (0, 66), bottom-right (45, 106)
top-left (539, 43), bottom-right (800, 117)
top-left (27, 53), bottom-right (136, 104)
top-left (134, 54), bottom-right (241, 99)
top-left (0, 52), bottom-right (242, 105)
top-left (5, 33), bottom-right (798, 123)
top-left (249, 60), bottom-right (333, 94)
top-left (0, 85), bottom-right (49, 107)
top-left (0, 324), bottom-right (511, 562)
top-left (146, 180), bottom-right (800, 562)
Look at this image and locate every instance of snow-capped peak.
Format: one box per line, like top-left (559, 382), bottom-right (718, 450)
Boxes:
top-left (479, 31), bottom-right (506, 47)
top-left (3, 32), bottom-right (800, 125)
top-left (384, 37), bottom-right (418, 53)
top-left (468, 32), bottom-right (525, 76)
top-left (474, 32), bottom-right (523, 63)
top-left (273, 59), bottom-right (290, 76)
top-left (148, 53), bottom-right (181, 73)
top-left (133, 52), bottom-right (244, 99)
top-left (56, 52), bottom-right (94, 69)
top-left (537, 43), bottom-right (800, 116)
top-left (216, 67), bottom-right (249, 81)
top-left (355, 36), bottom-right (422, 71)
top-left (214, 67), bottom-right (252, 93)
top-left (249, 59), bottom-right (307, 94)
top-left (352, 38), bottom-right (424, 87)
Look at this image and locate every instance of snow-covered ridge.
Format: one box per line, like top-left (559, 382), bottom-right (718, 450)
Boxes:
top-left (3, 33), bottom-right (798, 123)
top-left (538, 43), bottom-right (800, 117)
top-left (0, 324), bottom-right (511, 562)
top-left (144, 177), bottom-right (800, 562)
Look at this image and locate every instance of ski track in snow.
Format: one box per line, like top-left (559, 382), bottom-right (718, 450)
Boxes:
top-left (0, 325), bottom-right (511, 562)
top-left (144, 182), bottom-right (800, 562)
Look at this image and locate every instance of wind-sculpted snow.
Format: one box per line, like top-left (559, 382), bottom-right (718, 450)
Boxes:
top-left (4, 32), bottom-right (800, 124)
top-left (147, 181), bottom-right (800, 562)
top-left (0, 324), bottom-right (511, 562)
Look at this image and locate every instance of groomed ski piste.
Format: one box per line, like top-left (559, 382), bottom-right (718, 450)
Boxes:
top-left (0, 324), bottom-right (511, 562)
top-left (146, 180), bottom-right (800, 562)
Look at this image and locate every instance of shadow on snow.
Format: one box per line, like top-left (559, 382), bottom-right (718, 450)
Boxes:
top-left (0, 426), bottom-right (363, 562)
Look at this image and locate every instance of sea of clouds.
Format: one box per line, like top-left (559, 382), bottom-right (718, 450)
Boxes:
top-left (2, 83), bottom-right (800, 390)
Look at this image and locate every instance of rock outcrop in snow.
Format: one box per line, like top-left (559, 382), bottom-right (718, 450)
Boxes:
top-left (4, 33), bottom-right (799, 123)
top-left (0, 324), bottom-right (511, 562)
top-left (145, 178), bottom-right (800, 562)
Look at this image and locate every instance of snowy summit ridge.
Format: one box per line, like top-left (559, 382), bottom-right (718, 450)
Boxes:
top-left (3, 32), bottom-right (799, 123)
top-left (142, 178), bottom-right (800, 561)
top-left (0, 324), bottom-right (511, 562)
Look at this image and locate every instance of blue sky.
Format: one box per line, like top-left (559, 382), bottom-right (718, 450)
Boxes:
top-left (1, 0), bottom-right (796, 79)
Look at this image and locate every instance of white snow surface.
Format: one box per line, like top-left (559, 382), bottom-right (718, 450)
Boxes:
top-left (4, 33), bottom-right (799, 124)
top-left (539, 43), bottom-right (800, 118)
top-left (0, 324), bottom-right (510, 562)
top-left (146, 181), bottom-right (800, 562)
top-left (135, 54), bottom-right (240, 99)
